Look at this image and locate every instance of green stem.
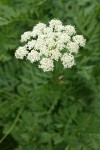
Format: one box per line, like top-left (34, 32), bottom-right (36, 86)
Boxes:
top-left (0, 107), bottom-right (24, 144)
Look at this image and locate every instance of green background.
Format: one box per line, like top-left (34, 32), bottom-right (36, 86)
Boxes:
top-left (0, 0), bottom-right (100, 150)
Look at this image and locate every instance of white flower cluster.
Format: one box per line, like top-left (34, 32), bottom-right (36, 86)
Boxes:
top-left (15, 19), bottom-right (86, 72)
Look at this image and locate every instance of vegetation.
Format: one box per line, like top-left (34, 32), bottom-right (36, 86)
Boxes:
top-left (0, 0), bottom-right (100, 150)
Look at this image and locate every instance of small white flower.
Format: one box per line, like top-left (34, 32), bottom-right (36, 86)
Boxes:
top-left (49, 19), bottom-right (62, 29)
top-left (40, 48), bottom-right (50, 57)
top-left (56, 41), bottom-right (65, 51)
top-left (64, 25), bottom-right (76, 36)
top-left (32, 23), bottom-right (46, 37)
top-left (61, 53), bottom-right (75, 68)
top-left (45, 38), bottom-right (56, 49)
top-left (39, 58), bottom-right (54, 72)
top-left (58, 33), bottom-right (71, 44)
top-left (27, 50), bottom-right (40, 63)
top-left (50, 49), bottom-right (61, 61)
top-left (27, 40), bottom-right (36, 50)
top-left (43, 27), bottom-right (53, 35)
top-left (21, 31), bottom-right (32, 42)
top-left (31, 30), bottom-right (38, 38)
top-left (34, 38), bottom-right (44, 50)
top-left (33, 23), bottom-right (46, 31)
top-left (73, 35), bottom-right (86, 47)
top-left (55, 25), bottom-right (64, 32)
top-left (67, 42), bottom-right (79, 53)
top-left (15, 46), bottom-right (28, 59)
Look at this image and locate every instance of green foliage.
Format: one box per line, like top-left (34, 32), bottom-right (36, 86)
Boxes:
top-left (0, 0), bottom-right (100, 150)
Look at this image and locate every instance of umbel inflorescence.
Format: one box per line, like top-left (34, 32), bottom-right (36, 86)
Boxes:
top-left (15, 19), bottom-right (86, 72)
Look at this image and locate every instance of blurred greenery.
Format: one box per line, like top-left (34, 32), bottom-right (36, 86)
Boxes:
top-left (0, 0), bottom-right (100, 150)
